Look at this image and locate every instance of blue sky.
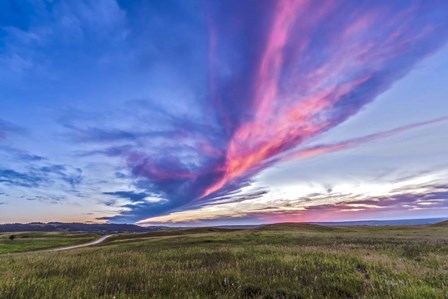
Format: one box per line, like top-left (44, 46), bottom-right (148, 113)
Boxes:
top-left (0, 0), bottom-right (447, 225)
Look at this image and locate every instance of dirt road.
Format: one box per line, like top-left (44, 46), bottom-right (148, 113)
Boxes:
top-left (50, 234), bottom-right (113, 252)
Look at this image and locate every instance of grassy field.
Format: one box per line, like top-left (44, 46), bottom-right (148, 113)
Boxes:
top-left (0, 232), bottom-right (97, 254)
top-left (0, 223), bottom-right (447, 298)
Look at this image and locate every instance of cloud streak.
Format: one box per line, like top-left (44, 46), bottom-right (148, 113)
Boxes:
top-left (280, 116), bottom-right (448, 162)
top-left (0, 164), bottom-right (83, 189)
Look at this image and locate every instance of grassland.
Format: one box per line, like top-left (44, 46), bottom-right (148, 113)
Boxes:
top-left (0, 232), bottom-right (97, 254)
top-left (0, 223), bottom-right (447, 298)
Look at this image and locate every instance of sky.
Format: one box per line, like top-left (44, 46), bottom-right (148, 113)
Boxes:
top-left (0, 0), bottom-right (448, 226)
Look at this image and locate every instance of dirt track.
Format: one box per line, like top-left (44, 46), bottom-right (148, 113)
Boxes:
top-left (49, 234), bottom-right (112, 252)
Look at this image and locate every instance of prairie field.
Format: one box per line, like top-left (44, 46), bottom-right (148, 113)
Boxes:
top-left (0, 223), bottom-right (447, 298)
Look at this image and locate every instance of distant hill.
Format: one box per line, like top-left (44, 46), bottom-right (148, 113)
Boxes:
top-left (255, 222), bottom-right (335, 231)
top-left (314, 218), bottom-right (448, 226)
top-left (432, 220), bottom-right (448, 227)
top-left (0, 222), bottom-right (165, 233)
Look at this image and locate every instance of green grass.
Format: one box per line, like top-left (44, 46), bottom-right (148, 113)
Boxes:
top-left (1, 224), bottom-right (448, 298)
top-left (0, 232), bottom-right (97, 254)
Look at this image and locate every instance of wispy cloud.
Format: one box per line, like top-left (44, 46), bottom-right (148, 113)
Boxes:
top-left (0, 168), bottom-right (44, 188)
top-left (0, 164), bottom-right (83, 189)
top-left (0, 145), bottom-right (45, 161)
top-left (280, 116), bottom-right (448, 162)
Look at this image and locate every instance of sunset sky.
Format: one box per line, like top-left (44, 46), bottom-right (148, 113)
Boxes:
top-left (1, 0), bottom-right (448, 225)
